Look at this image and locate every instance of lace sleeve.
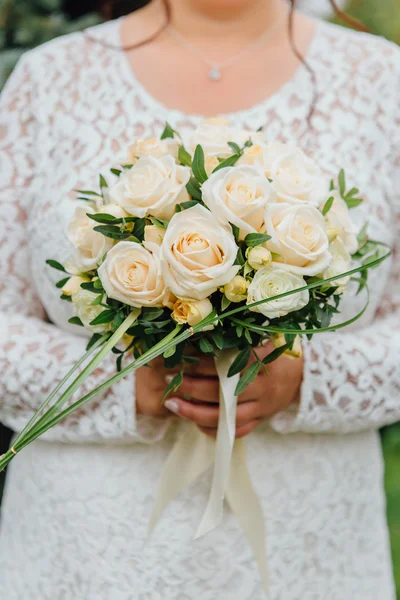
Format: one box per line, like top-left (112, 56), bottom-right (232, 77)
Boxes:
top-left (0, 56), bottom-right (170, 444)
top-left (271, 116), bottom-right (400, 436)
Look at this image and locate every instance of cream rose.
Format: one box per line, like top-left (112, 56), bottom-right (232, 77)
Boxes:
top-left (67, 205), bottom-right (115, 272)
top-left (188, 118), bottom-right (248, 158)
top-left (127, 136), bottom-right (179, 163)
top-left (321, 237), bottom-right (352, 293)
top-left (265, 203), bottom-right (332, 275)
top-left (202, 165), bottom-right (275, 239)
top-left (323, 192), bottom-right (358, 254)
top-left (224, 275), bottom-right (249, 303)
top-left (98, 241), bottom-right (165, 307)
top-left (247, 267), bottom-right (309, 319)
top-left (144, 224), bottom-right (166, 246)
top-left (239, 141), bottom-right (292, 177)
top-left (172, 298), bottom-right (214, 327)
top-left (268, 148), bottom-right (328, 206)
top-left (109, 155), bottom-right (191, 220)
top-left (72, 288), bottom-right (112, 333)
top-left (161, 204), bottom-right (240, 300)
top-left (61, 275), bottom-right (88, 296)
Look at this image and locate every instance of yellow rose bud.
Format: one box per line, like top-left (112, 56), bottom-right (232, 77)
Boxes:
top-left (62, 275), bottom-right (87, 296)
top-left (204, 153), bottom-right (220, 176)
top-left (144, 224), bottom-right (166, 246)
top-left (171, 298), bottom-right (214, 328)
top-left (272, 333), bottom-right (303, 359)
top-left (224, 275), bottom-right (249, 303)
top-left (247, 246), bottom-right (272, 270)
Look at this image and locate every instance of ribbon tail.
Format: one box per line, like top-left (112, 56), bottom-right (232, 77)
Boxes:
top-left (149, 423), bottom-right (214, 533)
top-left (195, 349), bottom-right (240, 539)
top-left (226, 439), bottom-right (270, 598)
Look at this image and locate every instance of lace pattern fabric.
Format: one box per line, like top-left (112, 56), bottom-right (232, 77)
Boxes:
top-left (0, 18), bottom-right (398, 599)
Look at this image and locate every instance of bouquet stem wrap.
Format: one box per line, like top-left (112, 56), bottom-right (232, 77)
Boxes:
top-left (149, 349), bottom-right (270, 598)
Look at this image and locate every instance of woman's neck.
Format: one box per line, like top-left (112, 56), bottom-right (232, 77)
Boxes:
top-left (166, 0), bottom-right (287, 42)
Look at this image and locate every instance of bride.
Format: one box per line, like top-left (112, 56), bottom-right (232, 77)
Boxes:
top-left (0, 0), bottom-right (399, 598)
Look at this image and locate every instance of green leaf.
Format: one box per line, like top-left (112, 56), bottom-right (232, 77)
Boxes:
top-left (99, 174), bottom-right (108, 189)
top-left (244, 329), bottom-right (253, 344)
top-left (163, 372), bottom-right (183, 400)
top-left (89, 309), bottom-right (116, 326)
top-left (227, 142), bottom-right (241, 155)
top-left (133, 217), bottom-right (146, 240)
top-left (113, 312), bottom-right (125, 330)
top-left (149, 216), bottom-right (169, 229)
top-left (321, 196), bottom-right (334, 216)
top-left (160, 122), bottom-right (175, 140)
top-left (212, 331), bottom-right (225, 350)
top-left (180, 200), bottom-right (200, 210)
top-left (91, 294), bottom-right (104, 306)
top-left (234, 247), bottom-right (245, 266)
top-left (234, 361), bottom-right (260, 396)
top-left (212, 154), bottom-right (240, 173)
top-left (192, 145), bottom-right (208, 184)
top-left (46, 259), bottom-right (66, 273)
top-left (74, 189), bottom-right (102, 197)
top-left (86, 333), bottom-right (104, 351)
top-left (163, 345), bottom-right (176, 359)
top-left (93, 226), bottom-right (132, 241)
top-left (199, 338), bottom-right (214, 354)
top-left (68, 316), bottom-right (84, 327)
top-left (110, 168), bottom-right (122, 176)
top-left (230, 222), bottom-right (240, 242)
top-left (345, 197), bottom-right (363, 209)
top-left (345, 187), bottom-right (359, 199)
top-left (55, 276), bottom-right (70, 289)
top-left (186, 177), bottom-right (203, 201)
top-left (329, 179), bottom-right (335, 191)
top-left (60, 294), bottom-right (72, 302)
top-left (183, 355), bottom-right (200, 365)
top-left (87, 213), bottom-right (119, 224)
top-left (262, 344), bottom-right (290, 365)
top-left (244, 233), bottom-right (272, 247)
top-left (93, 278), bottom-right (103, 289)
top-left (77, 197), bottom-right (97, 202)
top-left (227, 346), bottom-right (250, 377)
top-left (80, 282), bottom-right (103, 294)
top-left (244, 138), bottom-right (253, 148)
top-left (178, 146), bottom-right (192, 167)
top-left (221, 295), bottom-right (231, 312)
top-left (338, 169), bottom-right (346, 197)
top-left (141, 308), bottom-right (164, 321)
top-left (116, 355), bottom-right (123, 372)
top-left (357, 222), bottom-right (368, 245)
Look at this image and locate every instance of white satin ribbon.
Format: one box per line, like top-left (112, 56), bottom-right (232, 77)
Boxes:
top-left (149, 349), bottom-right (270, 598)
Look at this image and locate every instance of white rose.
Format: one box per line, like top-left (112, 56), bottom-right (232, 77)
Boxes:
top-left (98, 241), bottom-right (166, 307)
top-left (67, 205), bottom-right (114, 272)
top-left (161, 204), bottom-right (240, 300)
top-left (323, 191), bottom-right (358, 254)
top-left (144, 224), bottom-right (166, 246)
top-left (109, 155), bottom-right (191, 220)
top-left (247, 267), bottom-right (309, 319)
top-left (265, 203), bottom-right (332, 275)
top-left (246, 246), bottom-right (272, 270)
top-left (202, 165), bottom-right (275, 239)
top-left (269, 148), bottom-right (328, 206)
top-left (172, 298), bottom-right (214, 327)
top-left (61, 275), bottom-right (88, 296)
top-left (188, 118), bottom-right (249, 158)
top-left (239, 141), bottom-right (293, 176)
top-left (127, 137), bottom-right (179, 163)
top-left (321, 237), bottom-right (351, 293)
top-left (72, 288), bottom-right (111, 333)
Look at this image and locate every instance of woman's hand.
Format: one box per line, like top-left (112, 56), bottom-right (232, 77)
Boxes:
top-left (164, 343), bottom-right (303, 438)
top-left (135, 359), bottom-right (175, 418)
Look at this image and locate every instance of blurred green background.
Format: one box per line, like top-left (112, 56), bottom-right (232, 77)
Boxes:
top-left (0, 0), bottom-right (399, 596)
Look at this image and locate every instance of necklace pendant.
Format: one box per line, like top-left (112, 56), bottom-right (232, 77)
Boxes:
top-left (208, 67), bottom-right (222, 82)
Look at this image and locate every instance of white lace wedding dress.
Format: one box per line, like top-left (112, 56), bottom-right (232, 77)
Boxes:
top-left (0, 17), bottom-right (399, 600)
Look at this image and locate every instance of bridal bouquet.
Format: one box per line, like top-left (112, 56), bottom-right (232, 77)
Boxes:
top-left (0, 119), bottom-right (389, 593)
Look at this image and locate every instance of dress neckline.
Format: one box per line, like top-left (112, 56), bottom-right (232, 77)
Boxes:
top-left (103, 16), bottom-right (325, 123)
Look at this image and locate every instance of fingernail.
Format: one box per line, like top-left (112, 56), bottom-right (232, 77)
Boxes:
top-left (165, 399), bottom-right (179, 414)
top-left (165, 374), bottom-right (174, 384)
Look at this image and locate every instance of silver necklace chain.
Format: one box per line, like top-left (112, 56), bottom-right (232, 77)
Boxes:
top-left (167, 15), bottom-right (283, 82)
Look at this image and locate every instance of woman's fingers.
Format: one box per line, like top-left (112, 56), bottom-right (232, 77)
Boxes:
top-left (170, 375), bottom-right (219, 403)
top-left (164, 397), bottom-right (261, 428)
top-left (197, 419), bottom-right (261, 439)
